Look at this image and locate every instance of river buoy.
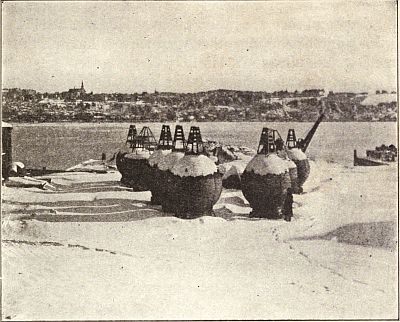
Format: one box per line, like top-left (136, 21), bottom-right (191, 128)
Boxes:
top-left (148, 125), bottom-right (173, 204)
top-left (116, 126), bottom-right (157, 191)
top-left (158, 125), bottom-right (187, 213)
top-left (241, 128), bottom-right (290, 219)
top-left (276, 137), bottom-right (300, 194)
top-left (286, 129), bottom-right (309, 193)
top-left (170, 126), bottom-right (223, 219)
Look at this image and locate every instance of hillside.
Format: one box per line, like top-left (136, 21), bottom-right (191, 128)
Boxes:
top-left (2, 89), bottom-right (397, 122)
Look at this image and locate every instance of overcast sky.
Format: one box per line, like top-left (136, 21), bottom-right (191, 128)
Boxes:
top-left (2, 1), bottom-right (397, 93)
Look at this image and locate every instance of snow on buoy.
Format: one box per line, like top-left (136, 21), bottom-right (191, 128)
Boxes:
top-left (148, 125), bottom-right (173, 205)
top-left (170, 126), bottom-right (223, 219)
top-left (171, 154), bottom-right (218, 177)
top-left (241, 128), bottom-right (290, 219)
top-left (116, 126), bottom-right (157, 191)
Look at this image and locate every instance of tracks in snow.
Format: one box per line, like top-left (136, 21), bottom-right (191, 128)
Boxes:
top-left (269, 226), bottom-right (386, 294)
top-left (2, 239), bottom-right (135, 258)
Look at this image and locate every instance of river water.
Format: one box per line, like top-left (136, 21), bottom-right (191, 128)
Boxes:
top-left (10, 122), bottom-right (397, 169)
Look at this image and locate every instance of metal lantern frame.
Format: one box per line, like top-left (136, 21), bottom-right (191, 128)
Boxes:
top-left (132, 126), bottom-right (157, 152)
top-left (173, 125), bottom-right (187, 152)
top-left (126, 125), bottom-right (137, 149)
top-left (257, 127), bottom-right (283, 155)
top-left (186, 126), bottom-right (205, 155)
top-left (157, 125), bottom-right (173, 150)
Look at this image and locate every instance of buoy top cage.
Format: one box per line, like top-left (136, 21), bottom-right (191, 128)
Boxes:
top-left (257, 128), bottom-right (283, 155)
top-left (157, 125), bottom-right (173, 150)
top-left (126, 125), bottom-right (137, 149)
top-left (132, 126), bottom-right (157, 152)
top-left (173, 125), bottom-right (186, 152)
top-left (186, 126), bottom-right (204, 155)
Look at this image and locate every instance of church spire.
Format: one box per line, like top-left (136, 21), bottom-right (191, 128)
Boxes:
top-left (81, 80), bottom-right (84, 89)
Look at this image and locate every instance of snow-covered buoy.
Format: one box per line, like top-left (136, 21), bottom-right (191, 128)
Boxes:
top-left (158, 125), bottom-right (187, 213)
top-left (276, 137), bottom-right (300, 194)
top-left (148, 125), bottom-right (173, 204)
top-left (286, 148), bottom-right (309, 192)
top-left (170, 126), bottom-right (223, 219)
top-left (241, 128), bottom-right (291, 218)
top-left (116, 126), bottom-right (157, 191)
top-left (285, 129), bottom-right (310, 193)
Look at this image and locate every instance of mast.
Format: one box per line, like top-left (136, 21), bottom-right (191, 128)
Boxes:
top-left (301, 104), bottom-right (325, 152)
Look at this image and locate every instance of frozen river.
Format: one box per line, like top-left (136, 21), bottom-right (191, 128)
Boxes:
top-left (11, 121), bottom-right (398, 169)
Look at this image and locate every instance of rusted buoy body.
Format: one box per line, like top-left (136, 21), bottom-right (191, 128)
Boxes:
top-left (241, 154), bottom-right (290, 218)
top-left (171, 154), bottom-right (223, 219)
top-left (241, 128), bottom-right (290, 219)
top-left (169, 127), bottom-right (223, 219)
top-left (116, 150), bottom-right (151, 191)
top-left (158, 151), bottom-right (186, 213)
top-left (116, 126), bottom-right (157, 191)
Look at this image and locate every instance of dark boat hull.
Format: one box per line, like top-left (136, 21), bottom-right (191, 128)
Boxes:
top-left (354, 150), bottom-right (388, 166)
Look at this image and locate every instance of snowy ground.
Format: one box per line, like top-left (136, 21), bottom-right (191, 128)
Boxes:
top-left (1, 160), bottom-right (398, 320)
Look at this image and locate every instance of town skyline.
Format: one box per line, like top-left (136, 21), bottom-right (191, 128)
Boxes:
top-left (2, 1), bottom-right (397, 94)
top-left (3, 81), bottom-right (396, 96)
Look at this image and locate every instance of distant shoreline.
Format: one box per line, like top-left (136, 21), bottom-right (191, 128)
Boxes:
top-left (4, 120), bottom-right (397, 125)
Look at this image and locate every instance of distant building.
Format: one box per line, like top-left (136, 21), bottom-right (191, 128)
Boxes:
top-left (62, 81), bottom-right (86, 100)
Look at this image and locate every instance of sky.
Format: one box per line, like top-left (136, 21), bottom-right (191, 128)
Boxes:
top-left (2, 1), bottom-right (397, 94)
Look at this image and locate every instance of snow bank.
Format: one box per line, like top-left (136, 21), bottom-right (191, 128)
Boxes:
top-left (171, 154), bottom-right (218, 177)
top-left (287, 148), bottom-right (307, 161)
top-left (244, 153), bottom-right (288, 175)
top-left (66, 159), bottom-right (110, 173)
top-left (1, 160), bottom-right (398, 320)
top-left (148, 149), bottom-right (172, 167)
top-left (6, 176), bottom-right (55, 190)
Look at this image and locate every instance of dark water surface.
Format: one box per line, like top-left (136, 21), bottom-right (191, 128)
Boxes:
top-left (11, 122), bottom-right (397, 169)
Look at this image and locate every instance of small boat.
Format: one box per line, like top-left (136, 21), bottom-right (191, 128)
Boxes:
top-left (354, 145), bottom-right (397, 166)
